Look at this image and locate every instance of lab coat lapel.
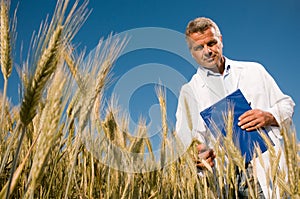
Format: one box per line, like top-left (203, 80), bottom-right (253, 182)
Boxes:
top-left (196, 68), bottom-right (222, 100)
top-left (226, 58), bottom-right (245, 90)
top-left (232, 66), bottom-right (243, 89)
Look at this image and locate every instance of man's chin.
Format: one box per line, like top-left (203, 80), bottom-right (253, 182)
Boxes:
top-left (202, 64), bottom-right (216, 69)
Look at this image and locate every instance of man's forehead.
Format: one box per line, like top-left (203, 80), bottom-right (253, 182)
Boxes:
top-left (188, 33), bottom-right (216, 46)
top-left (188, 28), bottom-right (217, 41)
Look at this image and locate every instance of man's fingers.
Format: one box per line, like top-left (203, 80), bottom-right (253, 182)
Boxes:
top-left (240, 119), bottom-right (260, 130)
top-left (238, 109), bottom-right (276, 131)
top-left (196, 158), bottom-right (214, 173)
top-left (238, 109), bottom-right (254, 121)
top-left (238, 110), bottom-right (264, 131)
top-left (197, 143), bottom-right (207, 153)
top-left (196, 149), bottom-right (216, 168)
top-left (195, 145), bottom-right (216, 172)
top-left (238, 112), bottom-right (256, 126)
top-left (196, 156), bottom-right (214, 164)
top-left (198, 148), bottom-right (215, 159)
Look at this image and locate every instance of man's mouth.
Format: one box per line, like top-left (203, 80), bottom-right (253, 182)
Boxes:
top-left (205, 57), bottom-right (214, 62)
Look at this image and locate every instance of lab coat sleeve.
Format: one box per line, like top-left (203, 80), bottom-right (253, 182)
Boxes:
top-left (175, 84), bottom-right (207, 150)
top-left (259, 65), bottom-right (295, 126)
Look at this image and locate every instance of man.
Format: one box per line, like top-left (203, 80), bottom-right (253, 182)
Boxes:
top-left (175, 17), bottom-right (295, 198)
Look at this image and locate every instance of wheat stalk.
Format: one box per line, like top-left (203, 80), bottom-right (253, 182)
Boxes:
top-left (280, 124), bottom-right (299, 197)
top-left (0, 128), bottom-right (39, 198)
top-left (183, 97), bottom-right (193, 131)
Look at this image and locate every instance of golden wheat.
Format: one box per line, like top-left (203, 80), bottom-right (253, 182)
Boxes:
top-left (0, 0), bottom-right (12, 80)
top-left (0, 0), bottom-right (299, 198)
top-left (25, 68), bottom-right (66, 198)
top-left (0, 0), bottom-right (13, 141)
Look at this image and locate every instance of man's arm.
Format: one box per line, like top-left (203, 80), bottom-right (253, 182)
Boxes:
top-left (238, 64), bottom-right (295, 131)
top-left (176, 85), bottom-right (216, 170)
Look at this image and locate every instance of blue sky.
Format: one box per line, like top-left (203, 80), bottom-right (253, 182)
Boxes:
top-left (4, 0), bottom-right (300, 143)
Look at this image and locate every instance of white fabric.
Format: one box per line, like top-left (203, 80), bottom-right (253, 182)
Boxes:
top-left (198, 63), bottom-right (232, 98)
top-left (175, 57), bottom-right (295, 198)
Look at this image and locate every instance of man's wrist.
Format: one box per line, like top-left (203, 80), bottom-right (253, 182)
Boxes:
top-left (267, 111), bottom-right (279, 126)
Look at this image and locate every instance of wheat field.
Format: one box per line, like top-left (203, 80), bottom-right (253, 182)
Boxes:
top-left (0, 0), bottom-right (299, 198)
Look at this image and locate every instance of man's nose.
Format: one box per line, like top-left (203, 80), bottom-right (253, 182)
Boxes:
top-left (203, 45), bottom-right (212, 55)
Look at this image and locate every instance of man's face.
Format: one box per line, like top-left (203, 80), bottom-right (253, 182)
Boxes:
top-left (188, 27), bottom-right (223, 69)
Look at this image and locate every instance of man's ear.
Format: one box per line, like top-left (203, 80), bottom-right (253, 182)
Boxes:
top-left (190, 49), bottom-right (195, 58)
top-left (191, 52), bottom-right (195, 59)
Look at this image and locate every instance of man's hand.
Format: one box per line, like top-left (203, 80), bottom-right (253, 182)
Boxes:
top-left (238, 109), bottom-right (278, 131)
top-left (195, 144), bottom-right (216, 169)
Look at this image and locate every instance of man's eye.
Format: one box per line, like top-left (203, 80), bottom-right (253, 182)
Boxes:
top-left (208, 41), bottom-right (217, 47)
top-left (193, 45), bottom-right (203, 51)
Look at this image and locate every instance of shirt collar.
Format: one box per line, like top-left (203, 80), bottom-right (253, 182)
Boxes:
top-left (197, 57), bottom-right (231, 77)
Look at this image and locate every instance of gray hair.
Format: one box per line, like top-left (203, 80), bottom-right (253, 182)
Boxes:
top-left (185, 17), bottom-right (221, 37)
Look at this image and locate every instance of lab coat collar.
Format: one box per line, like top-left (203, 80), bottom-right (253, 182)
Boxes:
top-left (225, 57), bottom-right (244, 89)
top-left (195, 56), bottom-right (244, 91)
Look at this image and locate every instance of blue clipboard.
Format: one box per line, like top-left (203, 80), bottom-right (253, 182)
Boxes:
top-left (200, 89), bottom-right (274, 163)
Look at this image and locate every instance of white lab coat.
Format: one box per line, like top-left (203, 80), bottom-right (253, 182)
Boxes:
top-left (175, 57), bottom-right (295, 198)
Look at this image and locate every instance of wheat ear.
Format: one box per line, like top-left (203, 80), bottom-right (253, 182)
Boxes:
top-left (25, 69), bottom-right (66, 198)
top-left (78, 36), bottom-right (127, 133)
top-left (129, 120), bottom-right (147, 154)
top-left (280, 124), bottom-right (299, 196)
top-left (5, 24), bottom-right (63, 199)
top-left (0, 0), bottom-right (13, 136)
top-left (155, 85), bottom-right (168, 168)
top-left (0, 0), bottom-right (12, 80)
top-left (20, 25), bottom-right (63, 126)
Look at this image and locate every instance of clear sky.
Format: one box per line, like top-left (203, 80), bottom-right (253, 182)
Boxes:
top-left (4, 0), bottom-right (300, 144)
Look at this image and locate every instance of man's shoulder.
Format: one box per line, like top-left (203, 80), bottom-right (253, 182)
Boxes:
top-left (179, 74), bottom-right (201, 95)
top-left (227, 58), bottom-right (264, 70)
top-left (180, 81), bottom-right (193, 94)
top-left (184, 72), bottom-right (205, 89)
